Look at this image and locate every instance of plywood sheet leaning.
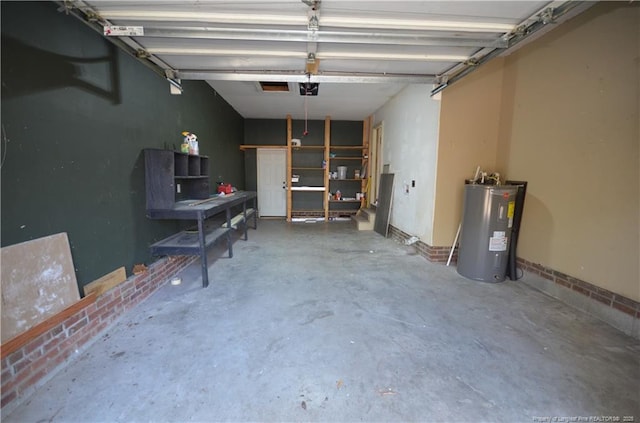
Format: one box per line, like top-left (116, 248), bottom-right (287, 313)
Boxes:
top-left (83, 267), bottom-right (126, 297)
top-left (1, 233), bottom-right (80, 343)
top-left (374, 173), bottom-right (395, 237)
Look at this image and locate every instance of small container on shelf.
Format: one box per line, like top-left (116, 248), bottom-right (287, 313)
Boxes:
top-left (337, 166), bottom-right (347, 180)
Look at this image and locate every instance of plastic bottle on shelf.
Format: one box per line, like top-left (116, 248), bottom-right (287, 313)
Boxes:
top-left (336, 190), bottom-right (342, 200)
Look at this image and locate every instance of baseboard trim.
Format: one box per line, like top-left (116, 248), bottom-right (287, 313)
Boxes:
top-left (387, 224), bottom-right (639, 339)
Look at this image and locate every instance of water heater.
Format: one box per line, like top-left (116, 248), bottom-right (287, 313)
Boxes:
top-left (457, 184), bottom-right (518, 282)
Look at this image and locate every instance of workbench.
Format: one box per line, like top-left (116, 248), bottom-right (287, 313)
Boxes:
top-left (147, 191), bottom-right (257, 287)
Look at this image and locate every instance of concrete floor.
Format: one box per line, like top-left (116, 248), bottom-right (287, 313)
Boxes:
top-left (5, 220), bottom-right (639, 422)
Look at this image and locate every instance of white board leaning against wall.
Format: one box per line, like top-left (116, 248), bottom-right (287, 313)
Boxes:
top-left (1, 233), bottom-right (80, 343)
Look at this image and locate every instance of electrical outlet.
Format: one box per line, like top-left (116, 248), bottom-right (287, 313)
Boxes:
top-left (176, 183), bottom-right (181, 194)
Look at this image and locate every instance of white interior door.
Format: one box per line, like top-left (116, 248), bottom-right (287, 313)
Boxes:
top-left (257, 148), bottom-right (287, 217)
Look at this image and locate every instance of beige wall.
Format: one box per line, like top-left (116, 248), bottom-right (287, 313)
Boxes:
top-left (498, 2), bottom-right (639, 300)
top-left (432, 58), bottom-right (505, 246)
top-left (434, 2), bottom-right (639, 301)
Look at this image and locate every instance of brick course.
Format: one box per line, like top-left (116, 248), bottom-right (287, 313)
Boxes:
top-left (388, 224), bottom-right (640, 320)
top-left (388, 225), bottom-right (457, 263)
top-left (0, 255), bottom-right (195, 416)
top-left (517, 257), bottom-right (640, 318)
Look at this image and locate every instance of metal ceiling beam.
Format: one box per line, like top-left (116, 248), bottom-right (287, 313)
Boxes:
top-left (56, 0), bottom-right (183, 91)
top-left (178, 70), bottom-right (435, 84)
top-left (430, 0), bottom-right (594, 96)
top-left (140, 27), bottom-right (508, 49)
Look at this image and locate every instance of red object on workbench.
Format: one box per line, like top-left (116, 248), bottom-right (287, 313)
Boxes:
top-left (217, 183), bottom-right (233, 194)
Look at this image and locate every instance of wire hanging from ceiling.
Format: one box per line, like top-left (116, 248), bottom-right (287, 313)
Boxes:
top-left (303, 73), bottom-right (310, 136)
top-left (304, 93), bottom-right (309, 136)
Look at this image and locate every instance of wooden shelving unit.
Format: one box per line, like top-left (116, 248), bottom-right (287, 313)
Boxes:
top-left (327, 118), bottom-right (369, 217)
top-left (286, 115), bottom-right (329, 221)
top-left (286, 115), bottom-right (369, 222)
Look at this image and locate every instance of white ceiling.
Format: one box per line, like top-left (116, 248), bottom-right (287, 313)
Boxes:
top-left (70, 1), bottom-right (590, 120)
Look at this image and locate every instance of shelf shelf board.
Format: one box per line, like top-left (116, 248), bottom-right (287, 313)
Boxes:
top-left (329, 178), bottom-right (364, 182)
top-left (175, 175), bottom-right (208, 179)
top-left (292, 209), bottom-right (325, 212)
top-left (291, 167), bottom-right (325, 170)
top-left (293, 146), bottom-right (325, 150)
top-left (330, 146), bottom-right (365, 150)
top-left (150, 227), bottom-right (230, 256)
top-left (291, 186), bottom-right (326, 191)
top-left (329, 210), bottom-right (359, 217)
top-left (329, 157), bottom-right (363, 160)
top-left (329, 199), bottom-right (361, 203)
top-left (174, 152), bottom-right (209, 158)
top-left (239, 144), bottom-right (285, 151)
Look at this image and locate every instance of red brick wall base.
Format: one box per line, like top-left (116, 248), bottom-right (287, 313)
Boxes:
top-left (1, 255), bottom-right (196, 416)
top-left (388, 225), bottom-right (456, 263)
top-left (516, 257), bottom-right (640, 319)
top-left (388, 224), bottom-right (639, 321)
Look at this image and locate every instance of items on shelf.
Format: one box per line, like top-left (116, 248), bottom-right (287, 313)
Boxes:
top-left (181, 131), bottom-right (199, 155)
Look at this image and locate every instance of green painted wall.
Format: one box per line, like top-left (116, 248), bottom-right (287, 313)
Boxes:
top-left (242, 119), bottom-right (288, 191)
top-left (1, 2), bottom-right (245, 290)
